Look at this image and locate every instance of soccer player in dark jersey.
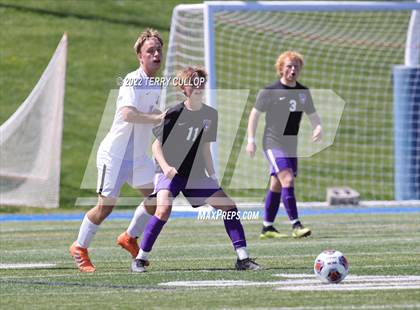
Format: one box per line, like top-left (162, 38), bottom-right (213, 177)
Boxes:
top-left (246, 51), bottom-right (322, 239)
top-left (131, 66), bottom-right (261, 272)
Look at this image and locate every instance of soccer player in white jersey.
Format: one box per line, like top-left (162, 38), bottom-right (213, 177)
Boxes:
top-left (70, 29), bottom-right (165, 272)
top-left (247, 51), bottom-right (322, 239)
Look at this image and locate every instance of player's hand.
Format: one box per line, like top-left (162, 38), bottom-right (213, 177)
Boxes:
top-left (312, 125), bottom-right (323, 142)
top-left (246, 142), bottom-right (256, 158)
top-left (153, 109), bottom-right (167, 123)
top-left (164, 166), bottom-right (178, 179)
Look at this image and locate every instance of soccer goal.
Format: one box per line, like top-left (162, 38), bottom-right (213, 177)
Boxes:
top-left (163, 1), bottom-right (420, 203)
top-left (0, 34), bottom-right (67, 208)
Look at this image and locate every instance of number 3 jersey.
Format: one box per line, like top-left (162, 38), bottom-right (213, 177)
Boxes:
top-left (254, 80), bottom-right (316, 155)
top-left (153, 102), bottom-right (218, 178)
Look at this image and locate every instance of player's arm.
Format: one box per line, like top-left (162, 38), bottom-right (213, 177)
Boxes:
top-left (152, 139), bottom-right (178, 179)
top-left (246, 107), bottom-right (261, 158)
top-left (308, 112), bottom-right (322, 142)
top-left (121, 106), bottom-right (166, 124)
top-left (202, 142), bottom-right (218, 184)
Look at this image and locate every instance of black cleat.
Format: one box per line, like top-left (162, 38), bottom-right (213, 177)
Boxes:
top-left (235, 258), bottom-right (263, 271)
top-left (131, 259), bottom-right (149, 273)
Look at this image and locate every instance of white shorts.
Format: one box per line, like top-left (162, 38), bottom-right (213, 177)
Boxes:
top-left (96, 151), bottom-right (154, 198)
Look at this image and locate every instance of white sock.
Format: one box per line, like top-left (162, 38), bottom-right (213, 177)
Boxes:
top-left (76, 215), bottom-right (99, 248)
top-left (263, 221), bottom-right (274, 227)
top-left (235, 247), bottom-right (249, 260)
top-left (136, 249), bottom-right (150, 261)
top-left (126, 202), bottom-right (152, 238)
top-left (291, 218), bottom-right (299, 225)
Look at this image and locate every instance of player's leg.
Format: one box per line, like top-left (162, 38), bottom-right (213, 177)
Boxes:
top-left (260, 175), bottom-right (287, 239)
top-left (205, 189), bottom-right (262, 271)
top-left (277, 167), bottom-right (311, 238)
top-left (132, 189), bottom-right (172, 272)
top-left (118, 157), bottom-right (157, 258)
top-left (70, 195), bottom-right (116, 273)
top-left (70, 155), bottom-right (126, 272)
top-left (117, 185), bottom-right (155, 258)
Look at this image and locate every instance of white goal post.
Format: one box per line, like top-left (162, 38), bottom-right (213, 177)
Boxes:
top-left (163, 1), bottom-right (420, 203)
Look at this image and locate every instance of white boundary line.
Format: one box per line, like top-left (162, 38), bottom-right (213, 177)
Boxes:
top-left (159, 274), bottom-right (420, 291)
top-left (0, 263), bottom-right (56, 269)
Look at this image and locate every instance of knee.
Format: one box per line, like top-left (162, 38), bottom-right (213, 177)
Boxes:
top-left (279, 173), bottom-right (294, 187)
top-left (144, 197), bottom-right (157, 215)
top-left (154, 206), bottom-right (171, 221)
top-left (215, 198), bottom-right (237, 212)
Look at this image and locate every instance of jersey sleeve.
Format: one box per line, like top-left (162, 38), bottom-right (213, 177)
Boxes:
top-left (204, 110), bottom-right (218, 142)
top-left (116, 84), bottom-right (136, 110)
top-left (254, 89), bottom-right (270, 112)
top-left (303, 89), bottom-right (316, 115)
top-left (152, 109), bottom-right (178, 144)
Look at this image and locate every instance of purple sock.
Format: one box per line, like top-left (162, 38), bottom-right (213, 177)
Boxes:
top-left (264, 190), bottom-right (281, 223)
top-left (140, 216), bottom-right (166, 252)
top-left (223, 208), bottom-right (247, 249)
top-left (281, 187), bottom-right (298, 221)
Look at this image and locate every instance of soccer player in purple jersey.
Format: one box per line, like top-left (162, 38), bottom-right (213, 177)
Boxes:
top-left (247, 51), bottom-right (322, 239)
top-left (131, 66), bottom-right (261, 272)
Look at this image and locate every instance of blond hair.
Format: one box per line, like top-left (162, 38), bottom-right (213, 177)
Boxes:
top-left (133, 28), bottom-right (163, 54)
top-left (275, 51), bottom-right (304, 77)
top-left (175, 66), bottom-right (207, 90)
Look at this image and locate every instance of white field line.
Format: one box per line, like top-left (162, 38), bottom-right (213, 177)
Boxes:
top-left (275, 284), bottom-right (420, 291)
top-left (159, 274), bottom-right (420, 291)
top-left (160, 277), bottom-right (420, 287)
top-left (0, 263), bottom-right (56, 269)
top-left (2, 264), bottom-right (420, 280)
top-left (1, 256), bottom-right (420, 267)
top-left (0, 268), bottom-right (243, 280)
top-left (180, 305), bottom-right (420, 310)
top-left (2, 236), bottom-right (420, 254)
top-left (1, 220), bottom-right (419, 233)
top-left (275, 274), bottom-right (420, 281)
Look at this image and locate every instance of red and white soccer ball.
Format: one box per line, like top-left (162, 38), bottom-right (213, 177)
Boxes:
top-left (314, 250), bottom-right (349, 284)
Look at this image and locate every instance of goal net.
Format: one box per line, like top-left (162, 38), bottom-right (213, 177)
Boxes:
top-left (0, 34), bottom-right (67, 208)
top-left (163, 2), bottom-right (420, 202)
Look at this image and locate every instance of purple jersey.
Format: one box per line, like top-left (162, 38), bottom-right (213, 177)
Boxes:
top-left (153, 102), bottom-right (218, 178)
top-left (255, 81), bottom-right (315, 155)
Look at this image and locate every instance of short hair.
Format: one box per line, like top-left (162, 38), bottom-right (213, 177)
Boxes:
top-left (133, 28), bottom-right (163, 55)
top-left (175, 66), bottom-right (207, 90)
top-left (275, 51), bottom-right (304, 77)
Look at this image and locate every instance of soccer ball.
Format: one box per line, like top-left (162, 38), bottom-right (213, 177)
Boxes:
top-left (314, 250), bottom-right (349, 284)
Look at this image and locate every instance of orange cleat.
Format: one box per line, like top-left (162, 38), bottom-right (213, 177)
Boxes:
top-left (69, 241), bottom-right (96, 272)
top-left (117, 231), bottom-right (139, 258)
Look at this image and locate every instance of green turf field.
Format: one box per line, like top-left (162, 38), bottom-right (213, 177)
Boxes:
top-left (1, 212), bottom-right (419, 309)
top-left (0, 0), bottom-right (195, 209)
top-left (1, 1), bottom-right (416, 210)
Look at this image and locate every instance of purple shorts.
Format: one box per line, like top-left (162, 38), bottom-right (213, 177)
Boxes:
top-left (264, 148), bottom-right (298, 177)
top-left (152, 173), bottom-right (221, 207)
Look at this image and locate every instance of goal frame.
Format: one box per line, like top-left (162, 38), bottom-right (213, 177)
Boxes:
top-left (165, 1), bottom-right (420, 202)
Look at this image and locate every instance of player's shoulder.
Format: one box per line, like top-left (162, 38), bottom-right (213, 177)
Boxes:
top-left (123, 69), bottom-right (141, 80)
top-left (166, 102), bottom-right (184, 116)
top-left (202, 104), bottom-right (218, 118)
top-left (264, 80), bottom-right (283, 90)
top-left (295, 81), bottom-right (309, 90)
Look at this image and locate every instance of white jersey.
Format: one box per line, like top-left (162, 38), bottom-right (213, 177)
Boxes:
top-left (99, 68), bottom-right (161, 160)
